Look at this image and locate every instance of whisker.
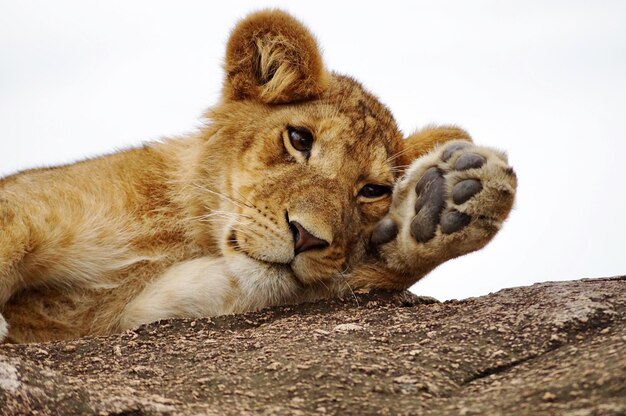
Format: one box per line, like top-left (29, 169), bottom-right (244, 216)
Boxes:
top-left (193, 184), bottom-right (253, 210)
top-left (385, 140), bottom-right (430, 164)
top-left (228, 224), bottom-right (257, 234)
top-left (197, 211), bottom-right (253, 221)
top-left (390, 164), bottom-right (412, 172)
top-left (231, 188), bottom-right (256, 208)
top-left (314, 275), bottom-right (330, 292)
top-left (338, 266), bottom-right (359, 307)
top-left (197, 217), bottom-right (252, 229)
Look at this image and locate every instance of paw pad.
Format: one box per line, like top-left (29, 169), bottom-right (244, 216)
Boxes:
top-left (410, 148), bottom-right (486, 243)
top-left (441, 142), bottom-right (470, 162)
top-left (452, 179), bottom-right (482, 204)
top-left (441, 210), bottom-right (471, 234)
top-left (411, 168), bottom-right (446, 243)
top-left (414, 167), bottom-right (442, 194)
top-left (454, 153), bottom-right (485, 171)
top-left (371, 218), bottom-right (398, 245)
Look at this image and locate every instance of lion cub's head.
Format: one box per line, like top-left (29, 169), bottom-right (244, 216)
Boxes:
top-left (196, 10), bottom-right (406, 298)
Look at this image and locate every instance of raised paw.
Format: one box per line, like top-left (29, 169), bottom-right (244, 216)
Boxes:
top-left (371, 140), bottom-right (517, 283)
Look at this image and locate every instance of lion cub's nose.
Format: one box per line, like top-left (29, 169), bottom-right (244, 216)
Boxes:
top-left (289, 221), bottom-right (329, 255)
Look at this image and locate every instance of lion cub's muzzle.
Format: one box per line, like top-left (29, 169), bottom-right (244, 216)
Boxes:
top-left (288, 220), bottom-right (329, 255)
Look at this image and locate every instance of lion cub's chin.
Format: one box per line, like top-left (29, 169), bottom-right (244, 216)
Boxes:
top-left (225, 252), bottom-right (338, 301)
top-left (225, 252), bottom-right (301, 301)
top-left (289, 258), bottom-right (340, 287)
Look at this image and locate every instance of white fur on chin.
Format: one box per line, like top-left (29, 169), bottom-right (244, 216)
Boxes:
top-left (0, 313), bottom-right (8, 342)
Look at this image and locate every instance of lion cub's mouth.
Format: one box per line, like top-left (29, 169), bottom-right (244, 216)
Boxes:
top-left (227, 228), bottom-right (293, 267)
top-left (226, 227), bottom-right (338, 286)
top-left (227, 231), bottom-right (346, 290)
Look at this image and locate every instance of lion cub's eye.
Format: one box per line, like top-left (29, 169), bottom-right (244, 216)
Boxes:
top-left (359, 184), bottom-right (392, 200)
top-left (287, 126), bottom-right (314, 154)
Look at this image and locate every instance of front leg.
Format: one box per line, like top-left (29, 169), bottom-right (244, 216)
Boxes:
top-left (0, 198), bottom-right (32, 305)
top-left (350, 140), bottom-right (517, 290)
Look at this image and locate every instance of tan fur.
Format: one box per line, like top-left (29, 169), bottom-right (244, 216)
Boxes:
top-left (0, 10), bottom-right (515, 343)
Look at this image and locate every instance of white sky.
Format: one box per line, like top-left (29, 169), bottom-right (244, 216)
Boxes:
top-left (1, 1), bottom-right (625, 300)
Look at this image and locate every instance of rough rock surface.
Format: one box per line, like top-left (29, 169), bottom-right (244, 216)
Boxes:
top-left (1, 276), bottom-right (624, 415)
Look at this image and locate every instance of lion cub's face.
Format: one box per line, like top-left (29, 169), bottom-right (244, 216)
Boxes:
top-left (201, 11), bottom-right (403, 290)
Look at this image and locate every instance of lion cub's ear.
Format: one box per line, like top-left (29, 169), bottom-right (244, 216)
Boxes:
top-left (223, 10), bottom-right (329, 104)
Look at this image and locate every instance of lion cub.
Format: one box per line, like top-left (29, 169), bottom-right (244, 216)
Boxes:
top-left (0, 10), bottom-right (516, 343)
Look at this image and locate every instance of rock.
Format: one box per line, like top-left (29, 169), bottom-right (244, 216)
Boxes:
top-left (333, 323), bottom-right (365, 332)
top-left (0, 277), bottom-right (625, 415)
top-left (393, 375), bottom-right (418, 384)
top-left (543, 391), bottom-right (557, 401)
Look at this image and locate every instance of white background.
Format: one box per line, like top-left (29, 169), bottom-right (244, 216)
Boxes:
top-left (1, 1), bottom-right (625, 300)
